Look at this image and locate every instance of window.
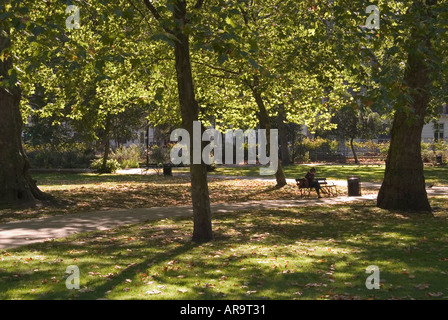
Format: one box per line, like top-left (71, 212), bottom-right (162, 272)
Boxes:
top-left (434, 123), bottom-right (444, 141)
top-left (441, 104), bottom-right (448, 115)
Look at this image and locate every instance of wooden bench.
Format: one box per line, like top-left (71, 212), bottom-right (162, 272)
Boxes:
top-left (295, 177), bottom-right (338, 198)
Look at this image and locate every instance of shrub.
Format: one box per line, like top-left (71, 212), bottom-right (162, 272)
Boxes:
top-left (344, 140), bottom-right (390, 160)
top-left (378, 142), bottom-right (390, 160)
top-left (421, 142), bottom-right (435, 163)
top-left (293, 138), bottom-right (339, 163)
top-left (421, 140), bottom-right (448, 164)
top-left (149, 145), bottom-right (170, 166)
top-left (25, 144), bottom-right (95, 169)
top-left (110, 144), bottom-right (141, 169)
top-left (90, 158), bottom-right (121, 173)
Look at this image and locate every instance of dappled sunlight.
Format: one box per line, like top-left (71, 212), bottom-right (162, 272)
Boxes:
top-left (0, 174), bottom-right (446, 300)
top-left (211, 164), bottom-right (448, 186)
top-left (1, 200), bottom-right (447, 300)
top-left (1, 172), bottom-right (363, 223)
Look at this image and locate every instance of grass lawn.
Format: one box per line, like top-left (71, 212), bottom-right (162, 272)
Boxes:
top-left (205, 164), bottom-right (448, 185)
top-left (0, 173), bottom-right (358, 223)
top-left (1, 198), bottom-right (448, 300)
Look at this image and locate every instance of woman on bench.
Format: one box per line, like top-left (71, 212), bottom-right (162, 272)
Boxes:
top-left (305, 168), bottom-right (323, 198)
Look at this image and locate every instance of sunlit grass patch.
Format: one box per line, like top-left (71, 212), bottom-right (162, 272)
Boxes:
top-left (210, 164), bottom-right (448, 185)
top-left (0, 173), bottom-right (358, 223)
top-left (1, 199), bottom-right (448, 300)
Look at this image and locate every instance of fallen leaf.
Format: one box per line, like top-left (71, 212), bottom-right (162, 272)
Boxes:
top-left (415, 283), bottom-right (430, 290)
top-left (427, 292), bottom-right (443, 297)
top-left (146, 290), bottom-right (162, 295)
top-left (305, 283), bottom-right (328, 288)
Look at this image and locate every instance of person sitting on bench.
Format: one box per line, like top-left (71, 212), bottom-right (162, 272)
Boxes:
top-left (305, 168), bottom-right (323, 198)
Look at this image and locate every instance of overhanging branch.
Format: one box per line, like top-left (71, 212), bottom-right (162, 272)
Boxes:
top-left (143, 0), bottom-right (162, 21)
top-left (191, 59), bottom-right (241, 76)
top-left (126, 0), bottom-right (152, 27)
top-left (194, 0), bottom-right (206, 9)
top-left (141, 0), bottom-right (174, 34)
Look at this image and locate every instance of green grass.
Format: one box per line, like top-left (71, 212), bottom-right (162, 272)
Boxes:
top-left (207, 164), bottom-right (448, 185)
top-left (1, 172), bottom-right (356, 223)
top-left (31, 164), bottom-right (448, 185)
top-left (1, 198), bottom-right (448, 300)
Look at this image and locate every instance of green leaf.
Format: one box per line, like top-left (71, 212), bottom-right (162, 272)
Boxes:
top-left (150, 32), bottom-right (180, 45)
top-left (218, 53), bottom-right (228, 65)
top-left (225, 16), bottom-right (236, 28)
top-left (0, 12), bottom-right (13, 21)
top-left (31, 26), bottom-right (45, 37)
top-left (387, 46), bottom-right (399, 55)
top-left (130, 59), bottom-right (140, 68)
top-left (249, 59), bottom-right (259, 69)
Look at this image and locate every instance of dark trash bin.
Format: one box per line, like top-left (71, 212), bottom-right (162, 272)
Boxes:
top-left (163, 164), bottom-right (172, 176)
top-left (347, 176), bottom-right (361, 196)
top-left (436, 155), bottom-right (443, 165)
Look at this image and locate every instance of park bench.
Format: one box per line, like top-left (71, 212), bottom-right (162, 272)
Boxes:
top-left (295, 177), bottom-right (338, 198)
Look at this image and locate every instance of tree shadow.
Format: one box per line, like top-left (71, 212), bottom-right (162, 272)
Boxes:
top-left (1, 201), bottom-right (447, 300)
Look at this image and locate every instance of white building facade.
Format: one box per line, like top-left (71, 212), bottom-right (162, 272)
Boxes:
top-left (421, 104), bottom-right (448, 142)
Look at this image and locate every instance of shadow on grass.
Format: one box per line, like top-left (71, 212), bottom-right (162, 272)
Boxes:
top-left (1, 201), bottom-right (448, 300)
top-left (236, 185), bottom-right (286, 199)
top-left (32, 173), bottom-right (190, 186)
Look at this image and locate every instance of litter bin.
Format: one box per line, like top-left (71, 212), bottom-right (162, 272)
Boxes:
top-left (436, 155), bottom-right (443, 165)
top-left (163, 164), bottom-right (172, 176)
top-left (347, 176), bottom-right (361, 196)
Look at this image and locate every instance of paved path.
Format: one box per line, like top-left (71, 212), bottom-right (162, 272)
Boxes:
top-left (2, 170), bottom-right (447, 250)
top-left (0, 194), bottom-right (377, 250)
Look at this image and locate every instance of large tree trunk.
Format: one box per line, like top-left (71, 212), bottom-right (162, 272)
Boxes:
top-left (173, 0), bottom-right (212, 243)
top-left (0, 35), bottom-right (50, 206)
top-left (377, 1), bottom-right (435, 212)
top-left (377, 109), bottom-right (431, 212)
top-left (251, 76), bottom-right (287, 188)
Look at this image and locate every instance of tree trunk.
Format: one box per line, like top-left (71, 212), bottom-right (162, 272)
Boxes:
top-left (350, 137), bottom-right (359, 164)
top-left (0, 35), bottom-right (50, 206)
top-left (101, 114), bottom-right (111, 173)
top-left (277, 104), bottom-right (291, 166)
top-left (146, 124), bottom-right (150, 167)
top-left (173, 0), bottom-right (212, 242)
top-left (251, 76), bottom-right (287, 188)
top-left (377, 1), bottom-right (434, 212)
top-left (377, 109), bottom-right (431, 212)
top-left (291, 126), bottom-right (296, 164)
